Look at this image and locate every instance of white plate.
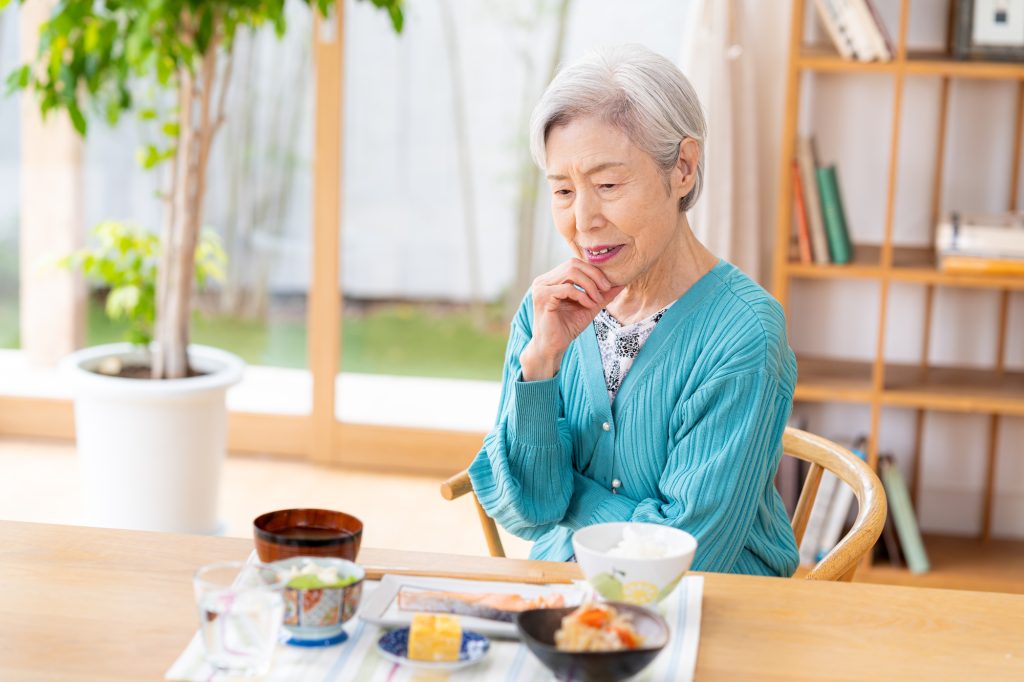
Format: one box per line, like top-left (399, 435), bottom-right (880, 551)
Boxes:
top-left (357, 574), bottom-right (585, 639)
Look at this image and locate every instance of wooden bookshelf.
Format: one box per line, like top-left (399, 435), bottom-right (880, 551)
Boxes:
top-left (799, 46), bottom-right (1024, 79)
top-left (773, 0), bottom-right (1024, 580)
top-left (789, 243), bottom-right (1024, 289)
top-left (794, 356), bottom-right (1024, 416)
top-left (794, 356), bottom-right (875, 403)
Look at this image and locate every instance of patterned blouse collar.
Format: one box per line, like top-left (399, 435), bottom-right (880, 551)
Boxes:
top-left (593, 302), bottom-right (673, 403)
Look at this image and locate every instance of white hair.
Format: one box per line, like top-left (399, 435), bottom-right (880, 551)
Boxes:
top-left (529, 44), bottom-right (707, 212)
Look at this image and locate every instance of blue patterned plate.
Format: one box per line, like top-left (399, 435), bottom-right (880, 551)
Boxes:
top-left (377, 627), bottom-right (490, 670)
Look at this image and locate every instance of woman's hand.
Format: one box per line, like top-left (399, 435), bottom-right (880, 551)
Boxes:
top-left (520, 259), bottom-right (624, 381)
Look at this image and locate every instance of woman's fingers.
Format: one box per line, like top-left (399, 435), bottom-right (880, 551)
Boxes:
top-left (558, 271), bottom-right (603, 305)
top-left (569, 259), bottom-right (614, 291)
top-left (542, 282), bottom-right (601, 311)
top-left (537, 260), bottom-right (614, 304)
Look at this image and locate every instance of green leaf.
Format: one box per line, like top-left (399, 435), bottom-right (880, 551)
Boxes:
top-left (5, 65), bottom-right (30, 95)
top-left (156, 56), bottom-right (174, 85)
top-left (106, 285), bottom-right (141, 319)
top-left (161, 121), bottom-right (179, 137)
top-left (67, 101), bottom-right (87, 136)
top-left (128, 329), bottom-right (152, 346)
top-left (84, 21), bottom-right (101, 53)
top-left (196, 9), bottom-right (215, 54)
top-left (388, 4), bottom-right (404, 32)
top-left (139, 108), bottom-right (158, 121)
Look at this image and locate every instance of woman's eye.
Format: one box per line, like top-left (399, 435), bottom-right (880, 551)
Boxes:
top-left (598, 184), bottom-right (616, 190)
top-left (554, 189), bottom-right (573, 197)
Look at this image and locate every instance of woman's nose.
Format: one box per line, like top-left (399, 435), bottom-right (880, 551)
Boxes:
top-left (574, 190), bottom-right (603, 232)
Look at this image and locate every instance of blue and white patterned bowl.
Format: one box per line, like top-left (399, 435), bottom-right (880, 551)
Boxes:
top-left (269, 557), bottom-right (365, 647)
top-left (377, 627), bottom-right (490, 670)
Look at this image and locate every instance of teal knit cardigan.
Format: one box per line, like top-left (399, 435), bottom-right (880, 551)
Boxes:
top-left (468, 260), bottom-right (800, 576)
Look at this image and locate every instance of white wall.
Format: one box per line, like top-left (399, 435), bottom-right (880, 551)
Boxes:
top-left (758, 0), bottom-right (1024, 539)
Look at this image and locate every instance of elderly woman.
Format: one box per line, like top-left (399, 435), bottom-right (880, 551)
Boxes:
top-left (468, 44), bottom-right (799, 577)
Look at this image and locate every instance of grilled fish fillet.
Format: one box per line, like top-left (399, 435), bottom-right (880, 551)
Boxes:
top-left (397, 589), bottom-right (566, 622)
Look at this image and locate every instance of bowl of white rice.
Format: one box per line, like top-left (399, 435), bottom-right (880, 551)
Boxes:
top-left (571, 522), bottom-right (697, 607)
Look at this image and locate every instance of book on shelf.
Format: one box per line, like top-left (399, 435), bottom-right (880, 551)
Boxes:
top-left (846, 0), bottom-right (889, 62)
top-left (811, 0), bottom-right (891, 62)
top-left (811, 0), bottom-right (857, 60)
top-left (936, 211), bottom-right (1024, 259)
top-left (795, 137), bottom-right (831, 264)
top-left (936, 211), bottom-right (1024, 276)
top-left (815, 442), bottom-right (867, 560)
top-left (862, 0), bottom-right (894, 60)
top-left (816, 165), bottom-right (854, 264)
top-left (874, 497), bottom-right (904, 568)
top-left (798, 464), bottom-right (840, 566)
top-left (838, 0), bottom-right (876, 62)
top-left (878, 455), bottom-right (930, 574)
top-left (797, 438), bottom-right (866, 566)
top-left (790, 158), bottom-right (814, 265)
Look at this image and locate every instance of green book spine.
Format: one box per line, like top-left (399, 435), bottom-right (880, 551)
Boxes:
top-left (880, 458), bottom-right (931, 574)
top-left (816, 165), bottom-right (853, 264)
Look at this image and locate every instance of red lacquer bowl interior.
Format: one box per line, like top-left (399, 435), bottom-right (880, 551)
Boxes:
top-left (253, 508), bottom-right (363, 562)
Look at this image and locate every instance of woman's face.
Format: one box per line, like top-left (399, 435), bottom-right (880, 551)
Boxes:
top-left (544, 116), bottom-right (694, 287)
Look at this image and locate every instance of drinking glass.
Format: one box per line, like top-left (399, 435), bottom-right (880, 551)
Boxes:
top-left (193, 561), bottom-right (285, 677)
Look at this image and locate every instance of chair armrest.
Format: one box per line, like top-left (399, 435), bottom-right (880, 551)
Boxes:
top-left (440, 469), bottom-right (473, 500)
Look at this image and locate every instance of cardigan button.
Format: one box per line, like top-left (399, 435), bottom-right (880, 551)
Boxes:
top-left (602, 422), bottom-right (611, 432)
top-left (611, 479), bottom-right (621, 490)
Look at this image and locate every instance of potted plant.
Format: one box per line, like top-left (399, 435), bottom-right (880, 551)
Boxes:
top-left (58, 221), bottom-right (240, 533)
top-left (5, 0), bottom-right (403, 533)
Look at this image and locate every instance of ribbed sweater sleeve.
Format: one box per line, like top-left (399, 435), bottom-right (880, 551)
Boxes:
top-left (467, 300), bottom-right (575, 539)
top-left (561, 370), bottom-right (793, 573)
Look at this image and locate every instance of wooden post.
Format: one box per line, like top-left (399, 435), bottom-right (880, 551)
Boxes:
top-left (17, 0), bottom-right (85, 365)
top-left (910, 76), bottom-right (951, 509)
top-left (309, 4), bottom-right (344, 463)
top-left (770, 0), bottom-right (806, 311)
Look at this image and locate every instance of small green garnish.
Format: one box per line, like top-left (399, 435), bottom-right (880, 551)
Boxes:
top-left (286, 574), bottom-right (357, 590)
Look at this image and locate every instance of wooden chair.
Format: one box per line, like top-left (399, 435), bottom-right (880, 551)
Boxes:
top-left (440, 426), bottom-right (887, 582)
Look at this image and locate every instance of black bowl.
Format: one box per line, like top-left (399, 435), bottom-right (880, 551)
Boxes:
top-left (515, 603), bottom-right (669, 682)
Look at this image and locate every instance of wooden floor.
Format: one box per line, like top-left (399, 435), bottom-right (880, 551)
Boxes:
top-left (0, 437), bottom-right (531, 559)
top-left (859, 535), bottom-right (1024, 595)
top-left (3, 437), bottom-right (1022, 594)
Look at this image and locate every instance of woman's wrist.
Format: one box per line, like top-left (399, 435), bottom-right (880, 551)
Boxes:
top-left (520, 341), bottom-right (563, 381)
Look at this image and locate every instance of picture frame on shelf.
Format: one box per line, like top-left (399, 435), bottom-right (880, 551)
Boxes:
top-left (952, 0), bottom-right (1024, 61)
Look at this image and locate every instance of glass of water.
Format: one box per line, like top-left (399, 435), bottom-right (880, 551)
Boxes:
top-left (193, 561), bottom-right (286, 677)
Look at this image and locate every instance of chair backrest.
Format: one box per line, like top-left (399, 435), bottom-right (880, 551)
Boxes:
top-left (440, 426), bottom-right (887, 581)
top-left (784, 427), bottom-right (887, 581)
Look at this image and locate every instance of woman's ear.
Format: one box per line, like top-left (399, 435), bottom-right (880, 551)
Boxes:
top-left (675, 137), bottom-right (700, 195)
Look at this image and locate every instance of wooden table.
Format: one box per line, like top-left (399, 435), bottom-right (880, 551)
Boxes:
top-left (2, 521), bottom-right (1022, 681)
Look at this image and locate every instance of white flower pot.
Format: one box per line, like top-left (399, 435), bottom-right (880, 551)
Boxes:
top-left (62, 343), bottom-right (245, 534)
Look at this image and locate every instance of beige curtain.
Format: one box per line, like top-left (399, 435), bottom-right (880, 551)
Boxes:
top-left (680, 0), bottom-right (791, 285)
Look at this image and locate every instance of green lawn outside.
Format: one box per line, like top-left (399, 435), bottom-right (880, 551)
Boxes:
top-left (84, 299), bottom-right (508, 380)
top-left (0, 297), bottom-right (17, 348)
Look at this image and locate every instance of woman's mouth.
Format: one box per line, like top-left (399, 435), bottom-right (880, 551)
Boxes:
top-left (583, 244), bottom-right (624, 264)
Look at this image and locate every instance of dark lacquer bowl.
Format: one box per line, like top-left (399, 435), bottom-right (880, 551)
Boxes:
top-left (253, 508), bottom-right (363, 562)
top-left (515, 603), bottom-right (669, 682)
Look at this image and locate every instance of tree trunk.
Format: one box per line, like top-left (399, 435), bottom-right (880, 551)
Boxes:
top-left (153, 32), bottom-right (224, 379)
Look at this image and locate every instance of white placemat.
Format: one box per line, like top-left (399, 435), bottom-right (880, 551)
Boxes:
top-left (166, 575), bottom-right (703, 682)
